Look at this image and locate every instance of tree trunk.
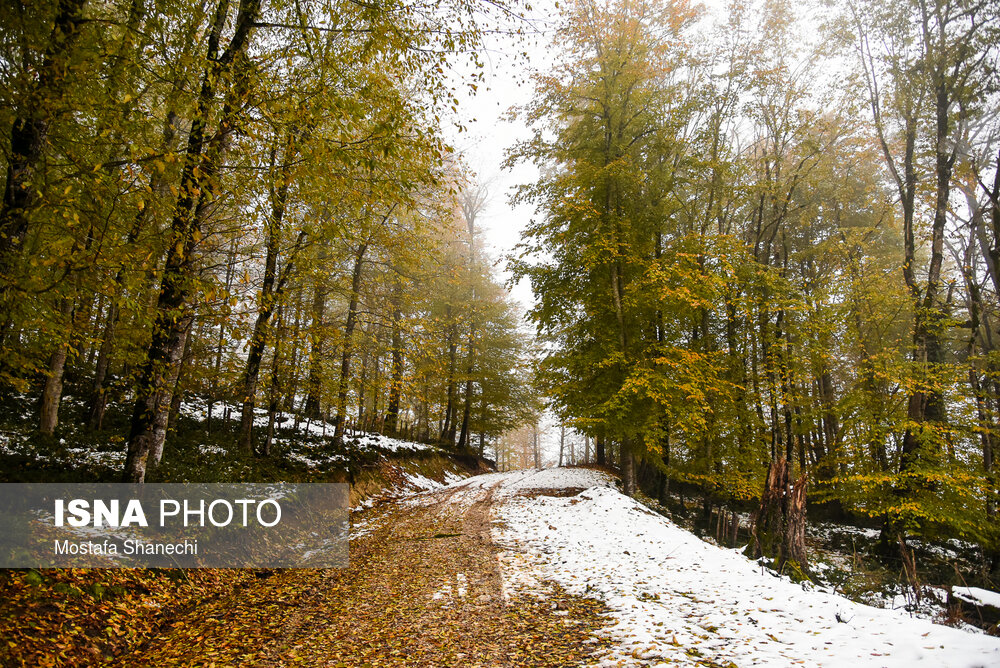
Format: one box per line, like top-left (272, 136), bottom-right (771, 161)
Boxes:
top-left (441, 312), bottom-right (458, 447)
top-left (332, 241), bottom-right (368, 449)
top-left (896, 76), bottom-right (952, 524)
top-left (207, 234), bottom-right (237, 431)
top-left (357, 346), bottom-right (369, 431)
top-left (124, 315), bottom-right (193, 480)
top-left (533, 423), bottom-right (540, 469)
top-left (457, 310), bottom-right (475, 450)
top-left (782, 473), bottom-right (808, 571)
top-left (263, 302), bottom-right (285, 457)
top-left (385, 282), bottom-right (404, 435)
top-left (87, 304), bottom-right (117, 430)
top-left (39, 297), bottom-right (75, 435)
top-left (157, 319), bottom-right (193, 465)
top-left (751, 456), bottom-right (787, 561)
top-left (658, 429), bottom-right (670, 505)
top-left (123, 0), bottom-right (261, 482)
top-left (303, 279), bottom-right (327, 419)
top-left (621, 442), bottom-right (636, 497)
top-left (39, 343), bottom-right (69, 436)
top-left (750, 456), bottom-right (809, 573)
top-left (558, 424), bottom-right (565, 467)
top-left (237, 134), bottom-right (295, 453)
top-left (0, 0), bottom-right (88, 319)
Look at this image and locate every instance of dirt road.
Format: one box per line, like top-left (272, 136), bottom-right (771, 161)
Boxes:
top-left (115, 477), bottom-right (608, 667)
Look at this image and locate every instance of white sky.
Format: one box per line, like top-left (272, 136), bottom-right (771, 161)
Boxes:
top-left (442, 1), bottom-right (563, 315)
top-left (436, 2), bottom-right (564, 460)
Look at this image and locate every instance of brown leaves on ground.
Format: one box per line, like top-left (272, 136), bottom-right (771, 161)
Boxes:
top-left (4, 483), bottom-right (611, 667)
top-left (0, 567), bottom-right (256, 666)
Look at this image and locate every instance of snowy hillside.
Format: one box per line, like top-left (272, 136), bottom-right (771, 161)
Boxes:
top-left (487, 468), bottom-right (1000, 668)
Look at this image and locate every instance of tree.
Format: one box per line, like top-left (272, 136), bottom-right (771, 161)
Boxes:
top-left (850, 0), bottom-right (1000, 558)
top-left (510, 0), bottom-right (700, 496)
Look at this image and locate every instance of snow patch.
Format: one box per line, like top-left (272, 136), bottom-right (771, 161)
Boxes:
top-left (954, 586), bottom-right (1000, 610)
top-left (490, 468), bottom-right (1000, 668)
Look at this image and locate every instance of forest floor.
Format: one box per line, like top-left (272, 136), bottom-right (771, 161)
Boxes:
top-left (106, 474), bottom-right (611, 667)
top-left (5, 462), bottom-right (1000, 666)
top-left (109, 467), bottom-right (1000, 667)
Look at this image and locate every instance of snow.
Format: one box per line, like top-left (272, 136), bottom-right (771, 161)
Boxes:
top-left (350, 432), bottom-right (434, 454)
top-left (809, 520), bottom-right (882, 542)
top-left (179, 398), bottom-right (434, 454)
top-left (349, 462), bottom-right (473, 519)
top-left (488, 467), bottom-right (1000, 668)
top-left (65, 448), bottom-right (125, 467)
top-left (402, 471), bottom-right (448, 493)
top-left (442, 467), bottom-right (616, 497)
top-left (954, 586), bottom-right (1000, 610)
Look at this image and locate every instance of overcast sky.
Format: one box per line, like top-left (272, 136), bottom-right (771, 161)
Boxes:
top-left (435, 3), bottom-right (565, 461)
top-left (440, 1), bottom-right (565, 316)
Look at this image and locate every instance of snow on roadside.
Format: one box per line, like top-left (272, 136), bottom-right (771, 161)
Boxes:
top-left (954, 586), bottom-right (1000, 611)
top-left (351, 460), bottom-right (475, 510)
top-left (492, 467), bottom-right (1000, 668)
top-left (437, 467), bottom-right (616, 505)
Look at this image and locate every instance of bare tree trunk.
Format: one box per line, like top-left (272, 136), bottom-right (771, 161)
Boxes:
top-left (658, 428), bottom-right (670, 505)
top-left (156, 318), bottom-right (193, 466)
top-left (441, 313), bottom-right (458, 447)
top-left (87, 305), bottom-right (117, 430)
top-left (39, 297), bottom-right (75, 435)
top-left (457, 377), bottom-right (474, 449)
top-left (385, 281), bottom-right (404, 435)
top-left (125, 315), bottom-right (193, 479)
top-left (782, 473), bottom-right (808, 571)
top-left (750, 456), bottom-right (808, 572)
top-left (303, 278), bottom-right (327, 419)
top-left (332, 241), bottom-right (368, 449)
top-left (558, 424), bottom-right (565, 467)
top-left (263, 302), bottom-right (285, 457)
top-left (285, 285), bottom-right (304, 415)
top-left (357, 345), bottom-right (369, 431)
top-left (751, 456), bottom-right (787, 560)
top-left (533, 423), bottom-right (540, 469)
top-left (621, 442), bottom-right (636, 497)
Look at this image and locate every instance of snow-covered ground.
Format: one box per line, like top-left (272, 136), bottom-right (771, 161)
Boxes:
top-left (181, 398), bottom-right (439, 471)
top-left (0, 395), bottom-right (439, 474)
top-left (487, 467), bottom-right (1000, 668)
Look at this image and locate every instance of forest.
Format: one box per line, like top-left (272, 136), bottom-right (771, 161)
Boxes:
top-left (506, 0), bottom-right (1000, 582)
top-left (0, 0), bottom-right (537, 484)
top-left (1, 0), bottom-right (1000, 663)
